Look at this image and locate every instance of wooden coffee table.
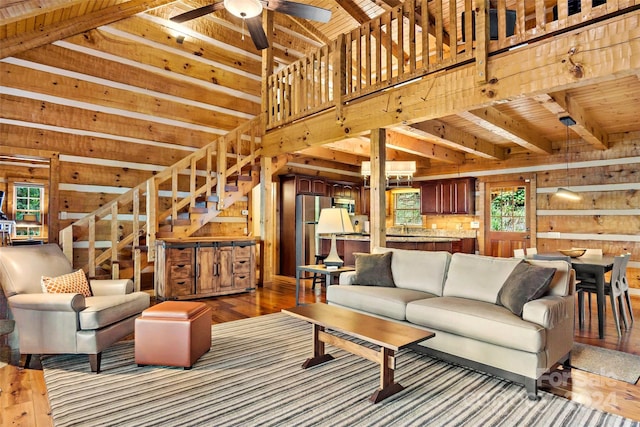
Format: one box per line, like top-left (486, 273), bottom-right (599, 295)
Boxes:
top-left (282, 303), bottom-right (435, 403)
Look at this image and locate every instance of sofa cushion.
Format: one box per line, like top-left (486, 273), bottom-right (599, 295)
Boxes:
top-left (526, 259), bottom-right (573, 296)
top-left (373, 247), bottom-right (451, 295)
top-left (79, 293), bottom-right (150, 330)
top-left (41, 269), bottom-right (92, 297)
top-left (442, 253), bottom-right (522, 303)
top-left (327, 285), bottom-right (435, 321)
top-left (353, 252), bottom-right (395, 287)
top-left (498, 262), bottom-right (557, 316)
top-left (406, 296), bottom-right (546, 353)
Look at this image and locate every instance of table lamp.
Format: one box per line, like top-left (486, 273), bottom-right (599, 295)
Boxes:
top-left (316, 207), bottom-right (354, 268)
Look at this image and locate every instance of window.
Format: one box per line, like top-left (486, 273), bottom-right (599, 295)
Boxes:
top-left (394, 190), bottom-right (422, 226)
top-left (13, 183), bottom-right (44, 238)
top-left (490, 186), bottom-right (526, 232)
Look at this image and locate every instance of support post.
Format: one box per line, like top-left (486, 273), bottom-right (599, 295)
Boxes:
top-left (370, 129), bottom-right (387, 250)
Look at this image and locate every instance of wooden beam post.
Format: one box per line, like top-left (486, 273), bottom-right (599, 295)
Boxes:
top-left (333, 34), bottom-right (346, 124)
top-left (48, 152), bottom-right (60, 244)
top-left (370, 129), bottom-right (386, 250)
top-left (259, 156), bottom-right (274, 285)
top-left (475, 0), bottom-right (489, 83)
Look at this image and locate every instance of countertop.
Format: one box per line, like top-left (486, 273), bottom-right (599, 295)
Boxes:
top-left (322, 234), bottom-right (461, 242)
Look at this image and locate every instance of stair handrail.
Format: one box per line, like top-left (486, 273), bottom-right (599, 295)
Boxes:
top-left (59, 115), bottom-right (264, 287)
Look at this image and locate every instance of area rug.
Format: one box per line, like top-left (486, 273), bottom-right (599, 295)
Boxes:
top-left (571, 343), bottom-right (640, 384)
top-left (42, 313), bottom-right (639, 427)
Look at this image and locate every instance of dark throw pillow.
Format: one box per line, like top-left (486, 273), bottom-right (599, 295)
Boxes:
top-left (498, 262), bottom-right (556, 317)
top-left (353, 252), bottom-right (395, 287)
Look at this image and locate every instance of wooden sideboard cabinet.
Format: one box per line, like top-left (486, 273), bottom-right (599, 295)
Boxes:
top-left (155, 238), bottom-right (256, 300)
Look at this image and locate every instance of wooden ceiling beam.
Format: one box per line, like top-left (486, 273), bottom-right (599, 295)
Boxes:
top-left (336, 0), bottom-right (369, 24)
top-left (385, 129), bottom-right (465, 164)
top-left (280, 16), bottom-right (330, 46)
top-left (296, 146), bottom-right (366, 164)
top-left (398, 120), bottom-right (507, 160)
top-left (111, 15), bottom-right (262, 75)
top-left (324, 138), bottom-right (430, 168)
top-left (533, 93), bottom-right (609, 150)
top-left (15, 43), bottom-right (259, 115)
top-left (459, 108), bottom-right (554, 155)
top-left (0, 0), bottom-right (178, 59)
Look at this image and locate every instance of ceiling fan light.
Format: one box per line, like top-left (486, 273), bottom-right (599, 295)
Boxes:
top-left (556, 187), bottom-right (582, 201)
top-left (224, 0), bottom-right (263, 18)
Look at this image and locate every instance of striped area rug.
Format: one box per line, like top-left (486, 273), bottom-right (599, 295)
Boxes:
top-left (42, 313), bottom-right (638, 427)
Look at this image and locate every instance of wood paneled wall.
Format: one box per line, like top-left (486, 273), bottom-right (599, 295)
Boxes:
top-left (422, 133), bottom-right (640, 290)
top-left (0, 6), bottom-right (321, 246)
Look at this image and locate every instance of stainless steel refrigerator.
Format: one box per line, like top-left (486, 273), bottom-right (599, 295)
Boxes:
top-left (295, 194), bottom-right (333, 269)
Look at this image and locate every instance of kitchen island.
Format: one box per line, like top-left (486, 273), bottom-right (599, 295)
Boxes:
top-left (320, 234), bottom-right (476, 266)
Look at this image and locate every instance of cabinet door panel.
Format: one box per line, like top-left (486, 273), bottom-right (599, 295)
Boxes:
top-left (297, 177), bottom-right (313, 194)
top-left (420, 182), bottom-right (440, 214)
top-left (196, 247), bottom-right (219, 294)
top-left (312, 179), bottom-right (327, 195)
top-left (218, 246), bottom-right (234, 289)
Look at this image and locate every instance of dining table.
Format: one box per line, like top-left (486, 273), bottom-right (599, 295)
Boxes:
top-left (569, 255), bottom-right (615, 339)
top-left (538, 254), bottom-right (614, 339)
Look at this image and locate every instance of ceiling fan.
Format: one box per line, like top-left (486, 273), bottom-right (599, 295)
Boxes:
top-left (170, 0), bottom-right (332, 50)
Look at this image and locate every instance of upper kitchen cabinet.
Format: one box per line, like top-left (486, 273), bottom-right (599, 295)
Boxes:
top-left (420, 178), bottom-right (476, 215)
top-left (292, 175), bottom-right (327, 196)
top-left (327, 180), bottom-right (359, 200)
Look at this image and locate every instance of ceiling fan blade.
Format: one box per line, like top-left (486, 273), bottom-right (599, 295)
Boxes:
top-left (267, 0), bottom-right (331, 23)
top-left (170, 4), bottom-right (224, 23)
top-left (246, 16), bottom-right (269, 50)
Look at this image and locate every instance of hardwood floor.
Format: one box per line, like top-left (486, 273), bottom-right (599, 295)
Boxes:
top-left (1, 277), bottom-right (639, 426)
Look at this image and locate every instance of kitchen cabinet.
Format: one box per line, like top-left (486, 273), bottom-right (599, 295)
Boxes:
top-left (296, 176), bottom-right (327, 195)
top-left (420, 178), bottom-right (476, 215)
top-left (452, 238), bottom-right (476, 254)
top-left (327, 180), bottom-right (357, 199)
top-left (155, 238), bottom-right (256, 300)
top-left (360, 187), bottom-right (370, 215)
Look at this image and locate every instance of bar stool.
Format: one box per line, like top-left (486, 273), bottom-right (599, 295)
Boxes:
top-left (312, 254), bottom-right (327, 288)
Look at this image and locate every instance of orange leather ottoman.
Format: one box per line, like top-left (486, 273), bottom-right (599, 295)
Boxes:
top-left (135, 301), bottom-right (212, 369)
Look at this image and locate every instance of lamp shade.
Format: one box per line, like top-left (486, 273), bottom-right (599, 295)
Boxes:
top-left (316, 208), bottom-right (353, 268)
top-left (556, 187), bottom-right (581, 201)
top-left (224, 0), bottom-right (263, 18)
top-left (316, 208), bottom-right (354, 234)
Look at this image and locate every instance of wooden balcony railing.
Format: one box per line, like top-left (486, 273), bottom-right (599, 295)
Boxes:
top-left (266, 0), bottom-right (625, 129)
top-left (59, 116), bottom-right (263, 290)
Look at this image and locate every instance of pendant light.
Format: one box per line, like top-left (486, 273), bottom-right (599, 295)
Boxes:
top-left (556, 116), bottom-right (581, 201)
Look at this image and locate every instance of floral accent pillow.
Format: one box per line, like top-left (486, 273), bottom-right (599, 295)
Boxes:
top-left (41, 269), bottom-right (92, 297)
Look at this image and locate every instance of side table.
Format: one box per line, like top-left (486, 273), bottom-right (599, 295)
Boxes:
top-left (295, 264), bottom-right (355, 306)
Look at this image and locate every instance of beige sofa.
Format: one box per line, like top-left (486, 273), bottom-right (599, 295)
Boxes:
top-left (327, 247), bottom-right (576, 400)
top-left (0, 244), bottom-right (150, 372)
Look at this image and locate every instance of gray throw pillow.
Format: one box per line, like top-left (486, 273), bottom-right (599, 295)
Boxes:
top-left (353, 252), bottom-right (395, 287)
top-left (498, 261), bottom-right (556, 317)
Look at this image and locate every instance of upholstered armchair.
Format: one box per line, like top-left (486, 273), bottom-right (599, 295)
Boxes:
top-left (0, 244), bottom-right (150, 372)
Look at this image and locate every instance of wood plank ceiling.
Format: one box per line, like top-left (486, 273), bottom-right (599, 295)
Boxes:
top-left (1, 0), bottom-right (639, 183)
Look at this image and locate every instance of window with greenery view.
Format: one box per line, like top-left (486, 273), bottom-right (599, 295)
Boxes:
top-left (14, 184), bottom-right (44, 237)
top-left (394, 191), bottom-right (422, 226)
top-left (490, 186), bottom-right (526, 232)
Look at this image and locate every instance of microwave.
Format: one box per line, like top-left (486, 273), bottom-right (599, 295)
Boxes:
top-left (333, 198), bottom-right (355, 214)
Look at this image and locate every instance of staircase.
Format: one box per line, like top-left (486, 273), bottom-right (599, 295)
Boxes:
top-left (59, 117), bottom-right (264, 291)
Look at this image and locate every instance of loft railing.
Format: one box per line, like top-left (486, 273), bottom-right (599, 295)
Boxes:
top-left (266, 0), bottom-right (623, 129)
top-left (59, 116), bottom-right (263, 290)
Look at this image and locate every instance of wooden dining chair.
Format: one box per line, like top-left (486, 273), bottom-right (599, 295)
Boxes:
top-left (576, 254), bottom-right (628, 336)
top-left (619, 253), bottom-right (634, 324)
